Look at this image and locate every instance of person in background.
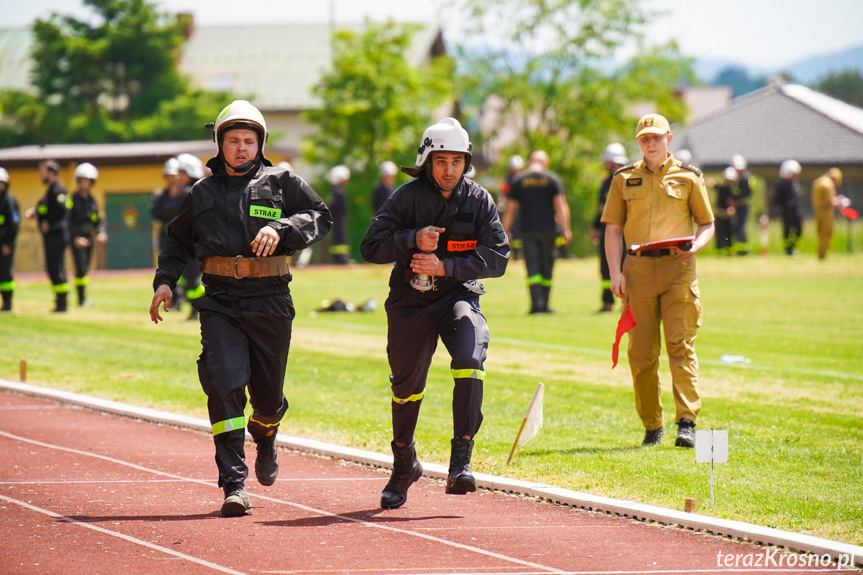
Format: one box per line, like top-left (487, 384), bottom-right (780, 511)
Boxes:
top-left (360, 117), bottom-right (509, 510)
top-left (25, 160), bottom-right (70, 312)
top-left (775, 160), bottom-right (803, 256)
top-left (591, 143), bottom-right (628, 312)
top-left (150, 158), bottom-right (185, 303)
top-left (176, 153), bottom-right (206, 318)
top-left (811, 167), bottom-right (845, 260)
top-left (730, 155), bottom-right (752, 255)
top-left (0, 167), bottom-right (20, 312)
top-left (498, 155), bottom-right (525, 260)
top-left (69, 162), bottom-right (108, 307)
top-left (502, 150), bottom-right (571, 314)
top-left (712, 166), bottom-right (737, 255)
top-left (601, 113), bottom-right (714, 449)
top-left (150, 100), bottom-right (331, 517)
top-left (328, 165), bottom-right (351, 264)
top-left (372, 161), bottom-right (398, 214)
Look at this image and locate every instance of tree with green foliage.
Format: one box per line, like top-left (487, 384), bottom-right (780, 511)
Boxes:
top-left (302, 20), bottom-right (454, 262)
top-left (0, 0), bottom-right (225, 146)
top-left (713, 66), bottom-right (767, 97)
top-left (454, 0), bottom-right (695, 256)
top-left (814, 68), bottom-right (863, 108)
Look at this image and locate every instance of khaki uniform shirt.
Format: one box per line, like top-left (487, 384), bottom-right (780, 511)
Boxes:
top-left (811, 175), bottom-right (836, 217)
top-left (601, 154), bottom-right (714, 245)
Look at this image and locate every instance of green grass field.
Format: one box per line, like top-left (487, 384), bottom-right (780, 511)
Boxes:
top-left (1, 250), bottom-right (861, 546)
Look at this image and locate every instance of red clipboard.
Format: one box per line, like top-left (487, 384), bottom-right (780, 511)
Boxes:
top-left (629, 235), bottom-right (695, 252)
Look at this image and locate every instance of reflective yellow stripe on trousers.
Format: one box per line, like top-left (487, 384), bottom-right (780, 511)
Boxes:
top-left (212, 416), bottom-right (245, 436)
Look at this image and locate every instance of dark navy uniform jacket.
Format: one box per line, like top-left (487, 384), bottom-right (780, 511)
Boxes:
top-left (36, 181), bottom-right (70, 239)
top-left (360, 175), bottom-right (509, 304)
top-left (70, 192), bottom-right (106, 239)
top-left (154, 159), bottom-right (332, 297)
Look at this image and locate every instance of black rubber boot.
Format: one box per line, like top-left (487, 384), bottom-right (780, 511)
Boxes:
top-left (380, 440), bottom-right (422, 509)
top-left (254, 434), bottom-right (279, 486)
top-left (53, 292), bottom-right (67, 313)
top-left (76, 284), bottom-right (88, 307)
top-left (446, 437), bottom-right (477, 494)
top-left (1, 291), bottom-right (11, 312)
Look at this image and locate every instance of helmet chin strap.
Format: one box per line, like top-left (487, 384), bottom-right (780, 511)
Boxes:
top-left (221, 152), bottom-right (260, 175)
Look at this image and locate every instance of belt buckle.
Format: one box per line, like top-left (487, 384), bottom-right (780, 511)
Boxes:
top-left (234, 256), bottom-right (251, 279)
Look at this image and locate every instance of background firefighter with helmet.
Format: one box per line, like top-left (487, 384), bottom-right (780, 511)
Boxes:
top-left (0, 167), bottom-right (19, 311)
top-left (69, 162), bottom-right (108, 307)
top-left (149, 99), bottom-right (332, 517)
top-left (360, 117), bottom-right (510, 510)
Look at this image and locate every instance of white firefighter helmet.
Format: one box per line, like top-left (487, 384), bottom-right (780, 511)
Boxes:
top-left (732, 154), bottom-right (748, 171)
top-left (602, 142), bottom-right (628, 165)
top-left (723, 166), bottom-right (738, 182)
top-left (379, 160), bottom-right (397, 176)
top-left (163, 157), bottom-right (180, 176)
top-left (176, 153), bottom-right (205, 180)
top-left (327, 165), bottom-right (350, 185)
top-left (74, 162), bottom-right (99, 181)
top-left (779, 159), bottom-right (801, 179)
top-left (0, 167), bottom-right (8, 184)
top-left (465, 165), bottom-right (477, 179)
top-left (508, 155), bottom-right (525, 170)
top-left (414, 117), bottom-right (472, 169)
top-left (213, 100), bottom-right (268, 153)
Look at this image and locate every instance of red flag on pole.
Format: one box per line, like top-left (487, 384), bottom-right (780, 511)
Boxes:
top-left (840, 206), bottom-right (859, 221)
top-left (612, 305), bottom-right (636, 369)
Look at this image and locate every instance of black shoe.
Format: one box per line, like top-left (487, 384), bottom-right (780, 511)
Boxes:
top-left (254, 435), bottom-right (279, 486)
top-left (381, 440), bottom-right (422, 509)
top-left (221, 487), bottom-right (251, 517)
top-left (446, 437), bottom-right (477, 494)
top-left (675, 418), bottom-right (696, 448)
top-left (642, 427), bottom-right (664, 447)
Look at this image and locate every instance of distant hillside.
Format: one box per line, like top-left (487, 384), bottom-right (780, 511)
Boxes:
top-left (694, 43), bottom-right (863, 86)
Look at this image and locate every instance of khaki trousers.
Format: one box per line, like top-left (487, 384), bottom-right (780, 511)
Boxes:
top-left (815, 213), bottom-right (834, 260)
top-left (623, 254), bottom-right (702, 430)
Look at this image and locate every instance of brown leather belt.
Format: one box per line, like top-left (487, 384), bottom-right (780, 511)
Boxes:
top-left (201, 256), bottom-right (290, 279)
top-left (629, 248), bottom-right (674, 257)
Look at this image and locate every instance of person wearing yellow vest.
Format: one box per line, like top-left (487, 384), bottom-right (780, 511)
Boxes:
top-left (811, 168), bottom-right (845, 260)
top-left (601, 114), bottom-right (715, 448)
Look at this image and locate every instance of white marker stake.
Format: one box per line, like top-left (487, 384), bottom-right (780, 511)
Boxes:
top-left (695, 429), bottom-right (728, 507)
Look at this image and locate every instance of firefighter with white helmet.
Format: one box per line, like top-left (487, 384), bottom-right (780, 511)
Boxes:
top-left (592, 142), bottom-right (629, 312)
top-left (729, 154), bottom-right (752, 254)
top-left (776, 160), bottom-right (803, 255)
top-left (372, 160), bottom-right (398, 213)
top-left (172, 153), bottom-right (207, 319)
top-left (150, 100), bottom-right (332, 517)
top-left (713, 166), bottom-right (739, 254)
top-left (361, 117), bottom-right (510, 509)
top-left (69, 162), bottom-right (108, 307)
top-left (151, 157), bottom-right (186, 305)
top-left (0, 167), bottom-right (20, 311)
top-left (327, 164), bottom-right (351, 264)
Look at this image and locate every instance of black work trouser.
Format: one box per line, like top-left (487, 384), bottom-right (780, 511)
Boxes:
top-left (196, 291), bottom-right (294, 488)
top-left (386, 290), bottom-right (488, 446)
top-left (782, 211), bottom-right (802, 255)
top-left (522, 230), bottom-right (557, 312)
top-left (72, 243), bottom-right (93, 278)
top-left (43, 234), bottom-right (68, 290)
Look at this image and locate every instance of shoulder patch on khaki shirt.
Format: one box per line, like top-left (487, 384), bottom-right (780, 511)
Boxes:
top-left (626, 178), bottom-right (642, 187)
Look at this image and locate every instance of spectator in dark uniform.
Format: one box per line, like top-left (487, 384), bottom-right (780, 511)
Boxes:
top-left (328, 165), bottom-right (351, 264)
top-left (712, 166), bottom-right (737, 255)
top-left (591, 143), bottom-right (628, 312)
top-left (775, 160), bottom-right (803, 256)
top-left (0, 167), bottom-right (19, 312)
top-left (25, 160), bottom-right (70, 312)
top-left (730, 155), bottom-right (752, 255)
top-left (372, 161), bottom-right (397, 213)
top-left (69, 162), bottom-right (108, 307)
top-left (502, 150), bottom-right (571, 314)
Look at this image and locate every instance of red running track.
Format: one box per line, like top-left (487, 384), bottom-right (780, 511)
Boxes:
top-left (1, 389), bottom-right (859, 575)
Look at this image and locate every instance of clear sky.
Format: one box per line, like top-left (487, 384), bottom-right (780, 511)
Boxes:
top-left (4, 0), bottom-right (863, 69)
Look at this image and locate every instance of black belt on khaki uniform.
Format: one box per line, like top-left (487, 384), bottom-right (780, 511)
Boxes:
top-left (201, 256), bottom-right (290, 279)
top-left (629, 248), bottom-right (675, 258)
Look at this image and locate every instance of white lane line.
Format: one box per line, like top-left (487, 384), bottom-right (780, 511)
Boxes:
top-left (0, 493), bottom-right (249, 575)
top-left (0, 478), bottom-right (382, 485)
top-left (0, 429), bottom-right (566, 574)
